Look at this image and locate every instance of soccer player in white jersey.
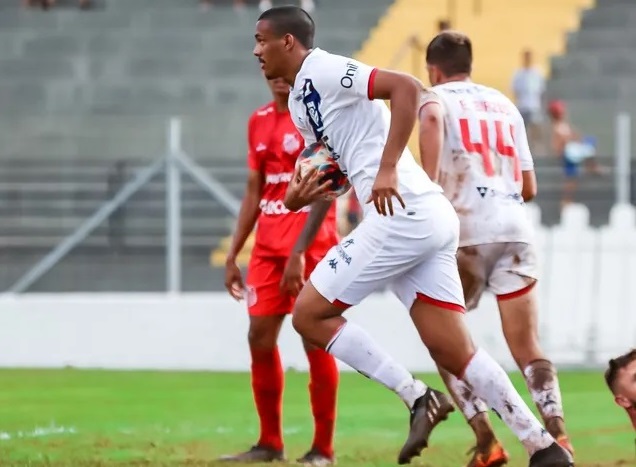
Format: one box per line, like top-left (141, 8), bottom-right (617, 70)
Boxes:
top-left (251, 6), bottom-right (572, 466)
top-left (418, 31), bottom-right (574, 467)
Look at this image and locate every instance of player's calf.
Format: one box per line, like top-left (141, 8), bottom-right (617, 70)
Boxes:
top-left (524, 359), bottom-right (573, 454)
top-left (498, 289), bottom-right (572, 453)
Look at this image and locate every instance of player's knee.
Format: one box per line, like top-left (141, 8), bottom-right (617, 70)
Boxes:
top-left (291, 310), bottom-right (310, 338)
top-left (247, 322), bottom-right (278, 349)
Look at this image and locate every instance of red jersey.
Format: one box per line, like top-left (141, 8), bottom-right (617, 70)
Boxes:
top-left (247, 102), bottom-right (338, 258)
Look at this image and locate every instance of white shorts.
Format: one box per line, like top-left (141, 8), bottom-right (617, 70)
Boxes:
top-left (309, 192), bottom-right (465, 312)
top-left (457, 242), bottom-right (538, 311)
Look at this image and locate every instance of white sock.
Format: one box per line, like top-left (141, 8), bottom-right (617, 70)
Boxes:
top-left (445, 371), bottom-right (489, 421)
top-left (524, 360), bottom-right (565, 420)
top-left (327, 321), bottom-right (427, 409)
top-left (462, 348), bottom-right (554, 455)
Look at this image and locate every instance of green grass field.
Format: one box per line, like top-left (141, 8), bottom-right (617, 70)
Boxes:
top-left (0, 369), bottom-right (632, 466)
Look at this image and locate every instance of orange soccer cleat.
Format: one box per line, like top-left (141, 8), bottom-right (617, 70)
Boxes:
top-left (466, 440), bottom-right (510, 467)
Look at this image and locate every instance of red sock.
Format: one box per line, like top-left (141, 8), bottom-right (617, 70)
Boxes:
top-left (250, 346), bottom-right (284, 451)
top-left (307, 349), bottom-right (339, 458)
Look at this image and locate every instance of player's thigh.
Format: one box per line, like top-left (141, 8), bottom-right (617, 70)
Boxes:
top-left (456, 245), bottom-right (492, 311)
top-left (246, 255), bottom-right (294, 318)
top-left (492, 243), bottom-right (542, 362)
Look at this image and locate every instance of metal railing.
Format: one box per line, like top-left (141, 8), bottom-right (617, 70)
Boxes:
top-left (4, 118), bottom-right (241, 295)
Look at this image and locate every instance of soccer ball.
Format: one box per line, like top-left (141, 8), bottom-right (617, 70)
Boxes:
top-left (295, 141), bottom-right (351, 197)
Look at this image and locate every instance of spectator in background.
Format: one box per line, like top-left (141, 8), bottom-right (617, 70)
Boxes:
top-left (549, 99), bottom-right (603, 207)
top-left (437, 19), bottom-right (451, 32)
top-left (512, 49), bottom-right (545, 152)
top-left (605, 349), bottom-right (636, 431)
top-left (23, 0), bottom-right (91, 9)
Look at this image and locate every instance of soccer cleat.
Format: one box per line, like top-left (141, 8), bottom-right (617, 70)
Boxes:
top-left (556, 435), bottom-right (574, 457)
top-left (397, 388), bottom-right (455, 464)
top-left (528, 442), bottom-right (574, 467)
top-left (217, 445), bottom-right (285, 463)
top-left (466, 440), bottom-right (510, 467)
top-left (296, 448), bottom-right (335, 466)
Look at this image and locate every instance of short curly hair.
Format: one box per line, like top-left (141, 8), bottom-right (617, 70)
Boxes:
top-left (605, 348), bottom-right (636, 393)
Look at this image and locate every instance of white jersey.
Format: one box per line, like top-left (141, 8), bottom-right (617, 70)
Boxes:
top-left (423, 81), bottom-right (535, 247)
top-left (288, 48), bottom-right (441, 213)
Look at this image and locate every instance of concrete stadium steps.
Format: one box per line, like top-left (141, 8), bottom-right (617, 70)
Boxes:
top-left (547, 0), bottom-right (636, 156)
top-left (566, 28), bottom-right (636, 51)
top-left (0, 115), bottom-right (253, 161)
top-left (551, 51), bottom-right (636, 78)
top-left (0, 0), bottom-right (393, 291)
top-left (0, 252), bottom-right (221, 292)
top-left (0, 159), bottom-right (246, 252)
top-left (0, 0), bottom-right (393, 161)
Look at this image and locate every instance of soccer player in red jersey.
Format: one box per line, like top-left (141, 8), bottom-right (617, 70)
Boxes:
top-left (220, 76), bottom-right (340, 465)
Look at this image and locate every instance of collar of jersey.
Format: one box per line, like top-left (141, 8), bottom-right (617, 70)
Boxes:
top-left (291, 47), bottom-right (323, 91)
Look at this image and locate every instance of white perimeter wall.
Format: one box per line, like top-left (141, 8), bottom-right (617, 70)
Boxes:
top-left (0, 203), bottom-right (635, 372)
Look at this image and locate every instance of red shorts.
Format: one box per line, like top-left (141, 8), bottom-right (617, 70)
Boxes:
top-left (245, 253), bottom-right (322, 316)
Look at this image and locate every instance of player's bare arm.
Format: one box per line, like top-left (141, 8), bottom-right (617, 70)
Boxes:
top-left (521, 170), bottom-right (537, 201)
top-left (224, 169), bottom-right (264, 301)
top-left (418, 100), bottom-right (444, 182)
top-left (367, 70), bottom-right (422, 216)
top-left (280, 198), bottom-right (333, 297)
top-left (283, 165), bottom-right (332, 212)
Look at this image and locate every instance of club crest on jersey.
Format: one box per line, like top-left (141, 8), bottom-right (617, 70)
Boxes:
top-left (301, 79), bottom-right (325, 140)
top-left (282, 133), bottom-right (300, 154)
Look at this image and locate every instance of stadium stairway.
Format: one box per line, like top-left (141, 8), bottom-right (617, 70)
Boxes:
top-left (0, 0), bottom-right (393, 162)
top-left (549, 0), bottom-right (636, 157)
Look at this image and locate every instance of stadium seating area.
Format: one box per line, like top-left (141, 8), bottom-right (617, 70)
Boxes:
top-left (549, 0), bottom-right (636, 156)
top-left (1, 0), bottom-right (635, 292)
top-left (0, 0), bottom-right (393, 291)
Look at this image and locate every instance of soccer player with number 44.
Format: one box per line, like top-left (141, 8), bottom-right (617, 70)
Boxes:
top-left (419, 31), bottom-right (574, 467)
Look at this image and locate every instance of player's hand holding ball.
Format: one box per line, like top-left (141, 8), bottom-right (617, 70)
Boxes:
top-left (368, 165), bottom-right (405, 216)
top-left (284, 165), bottom-right (333, 212)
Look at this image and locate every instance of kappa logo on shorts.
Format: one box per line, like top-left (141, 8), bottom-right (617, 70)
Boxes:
top-left (245, 284), bottom-right (258, 308)
top-left (328, 258), bottom-right (338, 272)
top-left (336, 245), bottom-right (352, 265)
top-left (342, 238), bottom-right (354, 248)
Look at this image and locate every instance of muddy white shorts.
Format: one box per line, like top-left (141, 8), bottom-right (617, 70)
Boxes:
top-left (457, 241), bottom-right (538, 311)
